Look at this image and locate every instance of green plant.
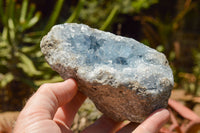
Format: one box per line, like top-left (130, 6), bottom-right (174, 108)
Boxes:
top-left (133, 0), bottom-right (200, 96)
top-left (132, 0), bottom-right (197, 58)
top-left (77, 0), bottom-right (159, 30)
top-left (191, 46), bottom-right (200, 96)
top-left (66, 0), bottom-right (85, 23)
top-left (0, 0), bottom-right (66, 90)
top-left (1, 0), bottom-right (40, 89)
top-left (0, 0), bottom-right (71, 111)
top-left (132, 0), bottom-right (158, 12)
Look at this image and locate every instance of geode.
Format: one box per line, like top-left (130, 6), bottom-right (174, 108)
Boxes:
top-left (40, 23), bottom-right (174, 123)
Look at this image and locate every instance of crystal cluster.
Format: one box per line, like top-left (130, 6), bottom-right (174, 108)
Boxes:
top-left (40, 23), bottom-right (174, 123)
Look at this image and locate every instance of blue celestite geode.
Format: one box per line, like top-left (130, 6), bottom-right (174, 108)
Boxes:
top-left (40, 23), bottom-right (174, 123)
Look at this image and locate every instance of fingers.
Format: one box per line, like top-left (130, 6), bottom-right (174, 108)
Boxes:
top-left (54, 91), bottom-right (87, 127)
top-left (116, 122), bottom-right (139, 133)
top-left (117, 109), bottom-right (169, 133)
top-left (80, 109), bottom-right (169, 133)
top-left (81, 115), bottom-right (123, 133)
top-left (133, 109), bottom-right (170, 133)
top-left (22, 79), bottom-right (78, 119)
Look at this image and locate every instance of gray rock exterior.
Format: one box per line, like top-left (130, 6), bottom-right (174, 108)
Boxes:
top-left (40, 23), bottom-right (174, 123)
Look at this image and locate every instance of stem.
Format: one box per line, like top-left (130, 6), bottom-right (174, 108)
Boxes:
top-left (0, 0), bottom-right (5, 24)
top-left (65, 0), bottom-right (85, 23)
top-left (100, 6), bottom-right (119, 31)
top-left (20, 0), bottom-right (28, 23)
top-left (194, 73), bottom-right (200, 96)
top-left (43, 0), bottom-right (64, 35)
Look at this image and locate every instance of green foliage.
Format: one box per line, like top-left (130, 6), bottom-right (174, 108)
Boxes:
top-left (132, 0), bottom-right (158, 12)
top-left (77, 0), bottom-right (158, 30)
top-left (66, 0), bottom-right (85, 23)
top-left (100, 6), bottom-right (119, 30)
top-left (191, 46), bottom-right (200, 95)
top-left (43, 0), bottom-right (65, 35)
top-left (180, 47), bottom-right (200, 96)
top-left (0, 0), bottom-right (64, 89)
top-left (136, 0), bottom-right (200, 96)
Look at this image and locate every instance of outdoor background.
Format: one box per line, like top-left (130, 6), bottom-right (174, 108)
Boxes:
top-left (0, 0), bottom-right (200, 132)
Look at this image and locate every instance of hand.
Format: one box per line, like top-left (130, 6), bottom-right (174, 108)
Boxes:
top-left (13, 79), bottom-right (169, 133)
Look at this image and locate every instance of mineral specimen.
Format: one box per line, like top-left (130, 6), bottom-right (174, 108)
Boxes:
top-left (40, 23), bottom-right (174, 123)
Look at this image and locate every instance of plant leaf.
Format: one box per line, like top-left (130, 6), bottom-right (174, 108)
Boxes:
top-left (2, 27), bottom-right (8, 40)
top-left (20, 77), bottom-right (37, 89)
top-left (43, 0), bottom-right (64, 35)
top-left (23, 12), bottom-right (41, 30)
top-left (22, 36), bottom-right (40, 44)
top-left (21, 44), bottom-right (39, 53)
top-left (27, 3), bottom-right (36, 21)
top-left (8, 18), bottom-right (15, 40)
top-left (7, 0), bottom-right (15, 21)
top-left (66, 0), bottom-right (85, 23)
top-left (35, 76), bottom-right (63, 87)
top-left (0, 73), bottom-right (14, 88)
top-left (0, 0), bottom-right (5, 24)
top-left (17, 52), bottom-right (42, 77)
top-left (100, 6), bottom-right (119, 31)
top-left (20, 0), bottom-right (28, 24)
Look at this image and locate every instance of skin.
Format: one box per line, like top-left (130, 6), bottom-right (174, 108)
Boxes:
top-left (13, 79), bottom-right (169, 133)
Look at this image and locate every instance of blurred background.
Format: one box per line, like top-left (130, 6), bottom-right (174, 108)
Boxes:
top-left (0, 0), bottom-right (200, 132)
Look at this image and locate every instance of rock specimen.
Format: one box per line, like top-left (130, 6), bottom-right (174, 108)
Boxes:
top-left (40, 23), bottom-right (174, 123)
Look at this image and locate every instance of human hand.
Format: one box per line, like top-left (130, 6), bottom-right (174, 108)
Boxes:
top-left (14, 79), bottom-right (169, 133)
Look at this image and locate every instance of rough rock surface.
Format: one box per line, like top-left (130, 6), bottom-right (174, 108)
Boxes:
top-left (40, 23), bottom-right (174, 123)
